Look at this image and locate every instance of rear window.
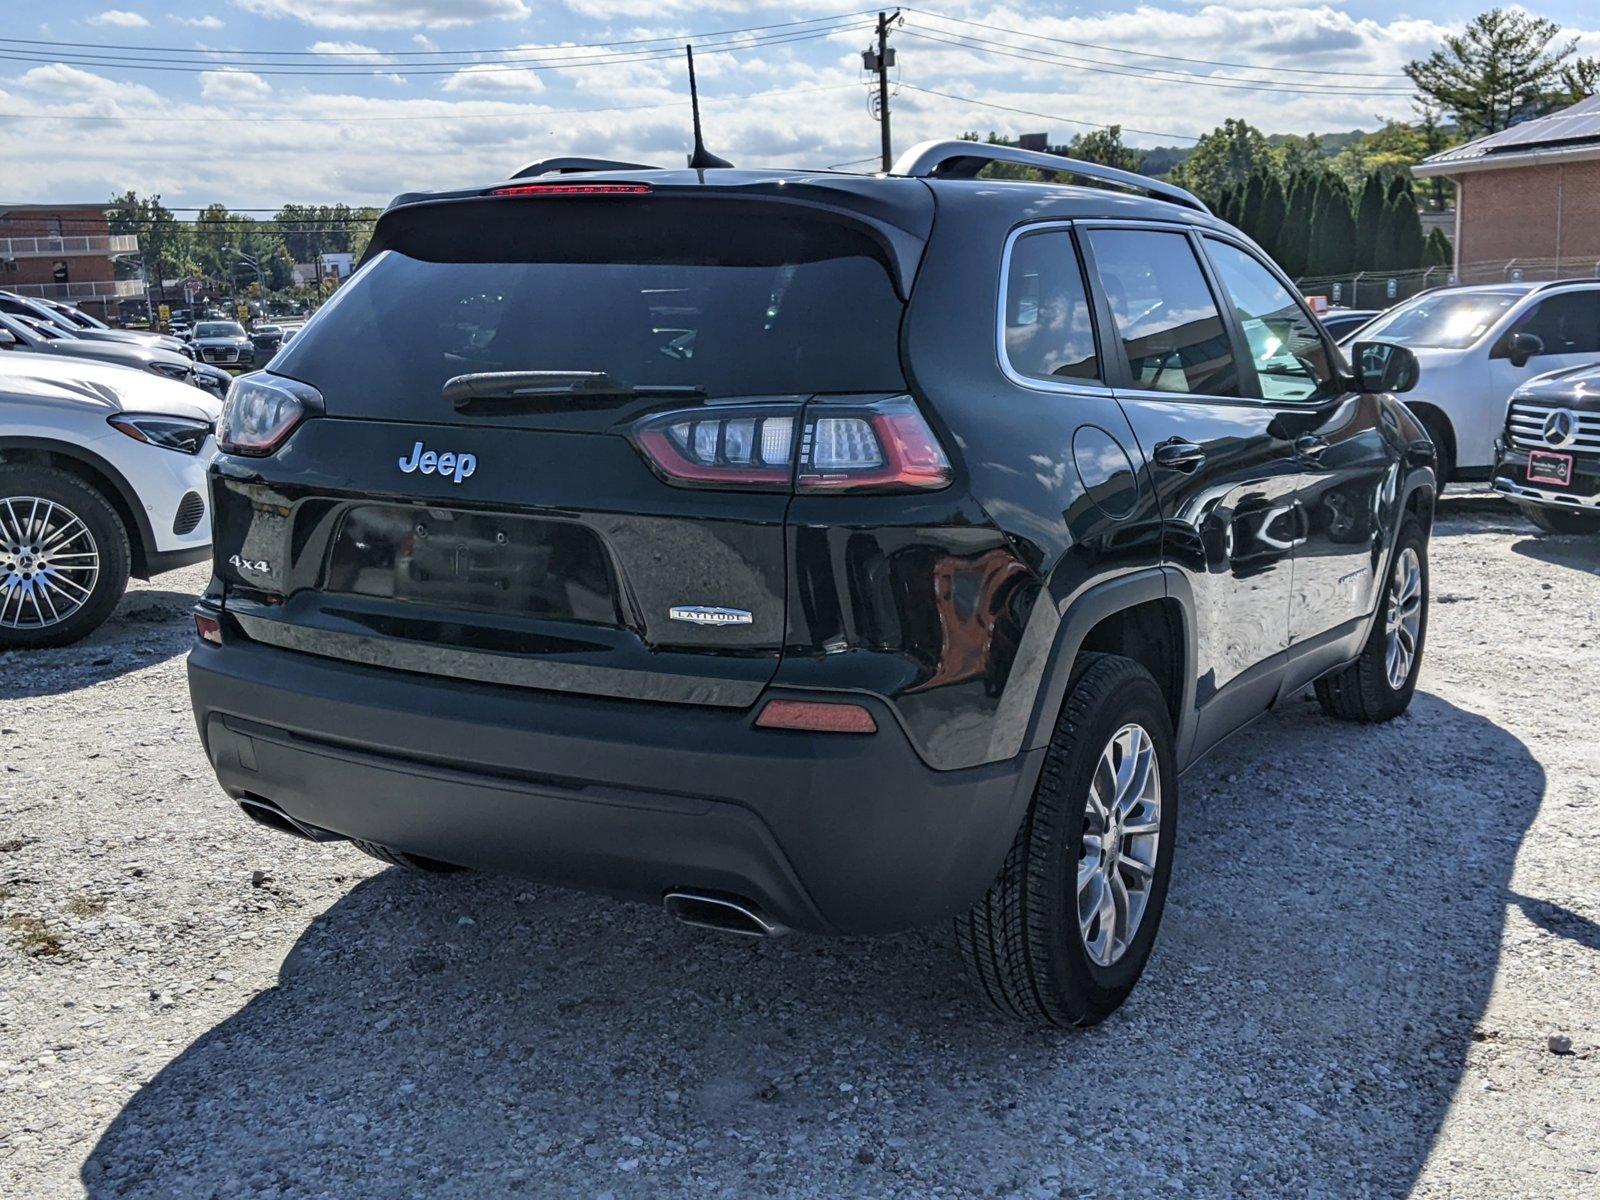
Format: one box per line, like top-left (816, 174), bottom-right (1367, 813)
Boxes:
top-left (271, 215), bottom-right (907, 402)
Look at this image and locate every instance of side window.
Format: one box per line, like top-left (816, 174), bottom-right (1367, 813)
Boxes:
top-left (1506, 291), bottom-right (1600, 356)
top-left (1205, 238), bottom-right (1338, 404)
top-left (1002, 229), bottom-right (1100, 384)
top-left (1084, 228), bottom-right (1239, 396)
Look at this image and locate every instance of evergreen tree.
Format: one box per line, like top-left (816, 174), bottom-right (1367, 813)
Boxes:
top-left (1239, 171), bottom-right (1267, 242)
top-left (1256, 173), bottom-right (1287, 261)
top-left (1392, 193), bottom-right (1426, 269)
top-left (1353, 174), bottom-right (1388, 271)
top-left (1406, 8), bottom-right (1582, 136)
top-left (1312, 177), bottom-right (1356, 276)
top-left (1423, 227), bottom-right (1454, 269)
top-left (1276, 172), bottom-right (1315, 278)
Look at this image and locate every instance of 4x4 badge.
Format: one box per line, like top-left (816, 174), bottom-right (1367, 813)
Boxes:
top-left (669, 605), bottom-right (753, 627)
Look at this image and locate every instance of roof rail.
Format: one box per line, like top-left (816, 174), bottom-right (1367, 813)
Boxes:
top-left (889, 139), bottom-right (1210, 215)
top-left (509, 156), bottom-right (659, 180)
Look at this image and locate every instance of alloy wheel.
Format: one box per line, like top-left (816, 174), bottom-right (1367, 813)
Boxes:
top-left (1384, 546), bottom-right (1423, 690)
top-left (1078, 722), bottom-right (1162, 967)
top-left (0, 496), bottom-right (101, 630)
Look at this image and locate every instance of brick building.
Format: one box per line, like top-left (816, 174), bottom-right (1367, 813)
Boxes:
top-left (1413, 94), bottom-right (1600, 280)
top-left (0, 203), bottom-right (143, 320)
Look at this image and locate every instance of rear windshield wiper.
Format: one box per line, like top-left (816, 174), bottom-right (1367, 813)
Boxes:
top-left (444, 370), bottom-right (704, 413)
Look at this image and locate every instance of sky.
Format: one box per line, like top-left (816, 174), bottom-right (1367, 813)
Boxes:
top-left (0, 2), bottom-right (1596, 210)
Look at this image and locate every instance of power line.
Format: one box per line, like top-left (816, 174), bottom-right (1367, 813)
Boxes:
top-left (0, 82), bottom-right (860, 124)
top-left (0, 21), bottom-right (874, 78)
top-left (898, 83), bottom-right (1200, 143)
top-left (896, 26), bottom-right (1416, 98)
top-left (904, 7), bottom-right (1411, 80)
top-left (0, 10), bottom-right (877, 59)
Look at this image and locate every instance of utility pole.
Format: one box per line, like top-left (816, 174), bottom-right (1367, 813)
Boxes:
top-left (862, 12), bottom-right (898, 173)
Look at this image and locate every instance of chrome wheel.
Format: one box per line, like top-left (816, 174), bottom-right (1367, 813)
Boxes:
top-left (1078, 722), bottom-right (1162, 967)
top-left (1384, 546), bottom-right (1422, 690)
top-left (0, 496), bottom-right (100, 630)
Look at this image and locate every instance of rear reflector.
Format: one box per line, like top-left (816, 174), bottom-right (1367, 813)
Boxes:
top-left (488, 183), bottom-right (652, 198)
top-left (194, 612), bottom-right (223, 646)
top-left (755, 700), bottom-right (878, 734)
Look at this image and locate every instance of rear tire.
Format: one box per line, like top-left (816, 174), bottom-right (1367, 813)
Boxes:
top-left (1514, 502), bottom-right (1600, 535)
top-left (349, 839), bottom-right (466, 874)
top-left (956, 654), bottom-right (1178, 1027)
top-left (0, 465), bottom-right (131, 650)
top-left (1315, 515), bottom-right (1427, 723)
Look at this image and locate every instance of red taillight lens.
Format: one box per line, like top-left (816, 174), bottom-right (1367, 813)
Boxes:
top-left (628, 395), bottom-right (951, 494)
top-left (194, 612), bottom-right (223, 646)
top-left (488, 183), bottom-right (653, 198)
top-left (217, 373), bottom-right (318, 457)
top-left (755, 700), bottom-right (878, 734)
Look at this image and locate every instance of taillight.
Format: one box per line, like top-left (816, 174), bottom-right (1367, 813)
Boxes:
top-left (216, 372), bottom-right (320, 456)
top-left (629, 395), bottom-right (952, 494)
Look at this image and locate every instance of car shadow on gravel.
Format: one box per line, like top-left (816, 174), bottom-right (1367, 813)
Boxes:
top-left (1509, 534), bottom-right (1600, 576)
top-left (0, 589), bottom-right (195, 700)
top-left (82, 692), bottom-right (1544, 1198)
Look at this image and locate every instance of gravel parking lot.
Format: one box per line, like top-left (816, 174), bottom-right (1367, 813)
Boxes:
top-left (1, 495), bottom-right (1596, 1199)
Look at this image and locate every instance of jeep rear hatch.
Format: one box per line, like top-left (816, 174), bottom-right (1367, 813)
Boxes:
top-left (211, 186), bottom-right (929, 707)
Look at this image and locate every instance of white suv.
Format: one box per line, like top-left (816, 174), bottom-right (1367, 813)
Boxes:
top-left (0, 355), bottom-right (219, 647)
top-left (1346, 281), bottom-right (1600, 483)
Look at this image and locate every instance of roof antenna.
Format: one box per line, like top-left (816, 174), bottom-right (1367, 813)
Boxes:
top-left (685, 44), bottom-right (733, 170)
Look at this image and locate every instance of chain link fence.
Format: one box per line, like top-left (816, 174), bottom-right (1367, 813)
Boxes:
top-left (1296, 257), bottom-right (1600, 309)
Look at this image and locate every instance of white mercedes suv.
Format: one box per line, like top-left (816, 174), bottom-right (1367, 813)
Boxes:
top-left (0, 354), bottom-right (219, 647)
top-left (1346, 280), bottom-right (1600, 484)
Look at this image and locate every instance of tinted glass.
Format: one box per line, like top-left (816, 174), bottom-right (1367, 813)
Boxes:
top-left (273, 245), bottom-right (905, 403)
top-left (1359, 291), bottom-right (1520, 349)
top-left (1206, 239), bottom-right (1337, 403)
top-left (1002, 230), bottom-right (1100, 383)
top-left (1086, 229), bottom-right (1238, 396)
top-left (1505, 291), bottom-right (1600, 356)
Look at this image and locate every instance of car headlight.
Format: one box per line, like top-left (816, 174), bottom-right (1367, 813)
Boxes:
top-left (148, 360), bottom-right (191, 381)
top-left (108, 413), bottom-right (212, 455)
top-left (216, 372), bottom-right (320, 456)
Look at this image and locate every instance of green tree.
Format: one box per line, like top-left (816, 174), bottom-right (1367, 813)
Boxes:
top-left (1274, 133), bottom-right (1327, 177)
top-left (1423, 227), bottom-right (1454, 269)
top-left (1353, 174), bottom-right (1387, 271)
top-left (1066, 125), bottom-right (1144, 172)
top-left (1169, 119), bottom-right (1274, 205)
top-left (107, 190), bottom-right (195, 291)
top-left (1310, 176), bottom-right (1356, 276)
top-left (1275, 171), bottom-right (1317, 277)
top-left (1255, 172), bottom-right (1287, 261)
top-left (1554, 56), bottom-right (1600, 104)
top-left (1405, 8), bottom-right (1580, 137)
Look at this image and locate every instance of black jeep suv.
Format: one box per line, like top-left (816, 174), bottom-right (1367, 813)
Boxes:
top-left (188, 141), bottom-right (1434, 1026)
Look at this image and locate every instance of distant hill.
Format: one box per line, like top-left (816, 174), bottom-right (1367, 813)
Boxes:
top-left (1135, 129), bottom-right (1371, 177)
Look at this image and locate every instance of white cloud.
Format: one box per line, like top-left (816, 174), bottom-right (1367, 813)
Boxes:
top-left (413, 34), bottom-right (438, 51)
top-left (13, 63), bottom-right (161, 107)
top-left (233, 0), bottom-right (530, 30)
top-left (172, 14), bottom-right (224, 28)
top-left (441, 64), bottom-right (548, 95)
top-left (309, 41), bottom-right (392, 62)
top-left (199, 69), bottom-right (273, 100)
top-left (88, 9), bottom-right (150, 26)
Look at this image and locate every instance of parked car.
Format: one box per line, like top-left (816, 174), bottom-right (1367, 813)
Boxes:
top-left (188, 143), bottom-right (1434, 1026)
top-left (1317, 308), bottom-right (1380, 341)
top-left (1346, 281), bottom-right (1600, 484)
top-left (1492, 362), bottom-right (1600, 533)
top-left (0, 291), bottom-right (191, 358)
top-left (0, 311), bottom-right (205, 390)
top-left (249, 323), bottom-right (283, 356)
top-left (191, 320), bottom-right (255, 369)
top-left (0, 352), bottom-right (217, 647)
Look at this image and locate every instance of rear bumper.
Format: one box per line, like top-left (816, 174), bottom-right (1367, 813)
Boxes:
top-left (187, 636), bottom-right (1043, 934)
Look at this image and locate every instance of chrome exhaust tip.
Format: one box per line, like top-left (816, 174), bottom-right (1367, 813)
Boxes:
top-left (663, 891), bottom-right (785, 938)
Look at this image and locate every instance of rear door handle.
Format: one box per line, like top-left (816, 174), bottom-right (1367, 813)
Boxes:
top-left (1153, 439), bottom-right (1207, 472)
top-left (1294, 435), bottom-right (1330, 460)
